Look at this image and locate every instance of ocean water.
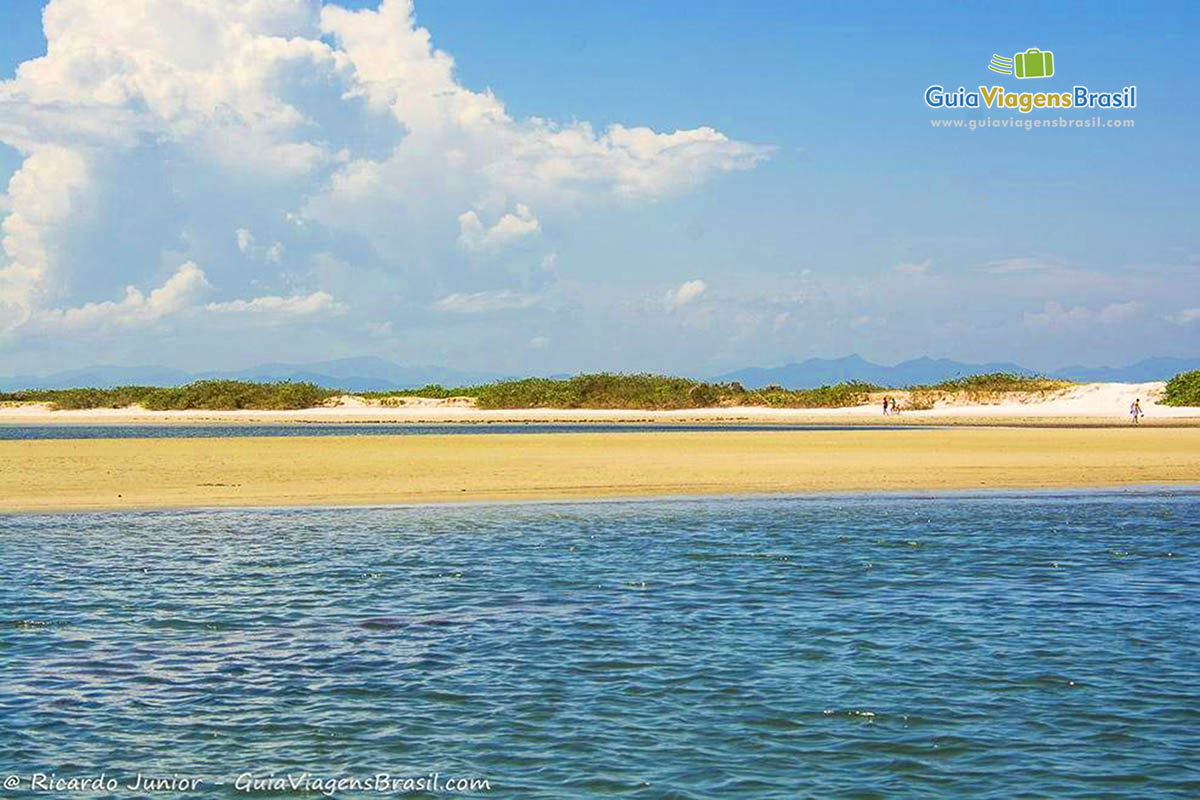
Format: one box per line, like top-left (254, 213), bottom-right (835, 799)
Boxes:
top-left (1, 492), bottom-right (1197, 798)
top-left (0, 423), bottom-right (913, 440)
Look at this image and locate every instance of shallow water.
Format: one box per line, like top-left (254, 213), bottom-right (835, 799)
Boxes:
top-left (1, 492), bottom-right (1197, 798)
top-left (0, 423), bottom-right (915, 440)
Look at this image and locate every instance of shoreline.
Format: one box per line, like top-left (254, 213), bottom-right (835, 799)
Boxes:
top-left (1, 380), bottom-right (1195, 427)
top-left (4, 428), bottom-right (1198, 513)
top-left (2, 407), bottom-right (1199, 429)
top-left (8, 484), bottom-right (1198, 517)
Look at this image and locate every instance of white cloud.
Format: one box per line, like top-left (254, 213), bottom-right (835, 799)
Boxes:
top-left (236, 228), bottom-right (255, 254)
top-left (0, 0), bottom-right (769, 341)
top-left (36, 262), bottom-right (210, 331)
top-left (1023, 300), bottom-right (1140, 328)
top-left (664, 279), bottom-right (707, 311)
top-left (529, 335), bottom-right (549, 349)
top-left (206, 291), bottom-right (342, 316)
top-left (433, 289), bottom-right (540, 313)
top-left (457, 204), bottom-right (540, 253)
top-left (0, 146), bottom-right (91, 329)
top-left (1164, 308), bottom-right (1200, 325)
top-left (236, 228), bottom-right (285, 264)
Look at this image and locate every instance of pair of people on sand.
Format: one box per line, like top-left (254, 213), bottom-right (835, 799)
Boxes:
top-left (881, 396), bottom-right (900, 415)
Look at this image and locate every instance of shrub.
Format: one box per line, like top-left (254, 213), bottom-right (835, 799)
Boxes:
top-left (0, 386), bottom-right (157, 409)
top-left (2, 381), bottom-right (336, 410)
top-left (912, 372), bottom-right (1070, 394)
top-left (1, 370), bottom-right (1088, 412)
top-left (1163, 370), bottom-right (1200, 407)
top-left (361, 384), bottom-right (477, 400)
top-left (140, 380), bottom-right (337, 410)
top-left (474, 374), bottom-right (703, 409)
top-left (748, 381), bottom-right (879, 409)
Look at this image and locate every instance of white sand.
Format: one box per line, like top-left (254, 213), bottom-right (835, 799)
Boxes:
top-left (0, 381), bottom-right (1195, 425)
top-left (903, 381), bottom-right (1195, 418)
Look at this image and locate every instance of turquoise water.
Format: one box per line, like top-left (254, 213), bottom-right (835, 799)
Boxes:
top-left (1, 492), bottom-right (1197, 798)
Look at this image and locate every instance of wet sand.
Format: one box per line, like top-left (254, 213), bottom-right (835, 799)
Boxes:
top-left (3, 428), bottom-right (1198, 512)
top-left (1, 406), bottom-right (1198, 428)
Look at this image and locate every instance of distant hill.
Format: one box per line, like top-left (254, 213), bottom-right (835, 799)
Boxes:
top-left (711, 354), bottom-right (1199, 389)
top-left (198, 357), bottom-right (504, 392)
top-left (3, 354), bottom-right (1196, 392)
top-left (1051, 357), bottom-right (1200, 383)
top-left (0, 365), bottom-right (194, 391)
top-left (0, 357), bottom-right (505, 392)
top-left (711, 355), bottom-right (1035, 389)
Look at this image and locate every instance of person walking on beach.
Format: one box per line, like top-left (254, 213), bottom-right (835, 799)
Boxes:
top-left (882, 396), bottom-right (890, 416)
top-left (1130, 398), bottom-right (1143, 424)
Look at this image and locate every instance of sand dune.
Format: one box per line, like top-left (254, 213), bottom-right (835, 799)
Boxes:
top-left (0, 381), bottom-right (1195, 426)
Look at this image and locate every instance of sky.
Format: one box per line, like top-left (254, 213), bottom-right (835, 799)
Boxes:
top-left (0, 0), bottom-right (1197, 377)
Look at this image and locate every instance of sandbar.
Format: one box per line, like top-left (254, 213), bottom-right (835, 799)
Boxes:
top-left (3, 428), bottom-right (1198, 513)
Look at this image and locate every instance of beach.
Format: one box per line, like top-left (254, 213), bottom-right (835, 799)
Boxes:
top-left (4, 381), bottom-right (1198, 512)
top-left (1, 380), bottom-right (1195, 428)
top-left (4, 427), bottom-right (1198, 512)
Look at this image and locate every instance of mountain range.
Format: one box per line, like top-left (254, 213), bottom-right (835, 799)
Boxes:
top-left (0, 357), bottom-right (504, 392)
top-left (1, 354), bottom-right (1197, 392)
top-left (711, 355), bottom-right (1200, 389)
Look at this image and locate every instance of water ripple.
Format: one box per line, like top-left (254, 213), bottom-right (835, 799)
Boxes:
top-left (0, 492), bottom-right (1197, 798)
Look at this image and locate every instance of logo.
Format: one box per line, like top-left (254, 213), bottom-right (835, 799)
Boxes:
top-left (989, 48), bottom-right (1055, 79)
top-left (923, 48), bottom-right (1136, 114)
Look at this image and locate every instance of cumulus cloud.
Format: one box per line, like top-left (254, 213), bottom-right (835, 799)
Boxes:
top-left (36, 262), bottom-right (210, 331)
top-left (664, 279), bottom-right (707, 311)
top-left (528, 335), bottom-right (549, 349)
top-left (0, 0), bottom-right (769, 342)
top-left (457, 204), bottom-right (540, 253)
top-left (433, 289), bottom-right (540, 313)
top-left (206, 291), bottom-right (342, 316)
top-left (0, 146), bottom-right (91, 328)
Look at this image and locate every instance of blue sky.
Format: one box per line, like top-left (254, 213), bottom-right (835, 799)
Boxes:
top-left (1, 0), bottom-right (1197, 376)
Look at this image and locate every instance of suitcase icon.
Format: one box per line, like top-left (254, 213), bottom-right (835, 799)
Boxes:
top-left (1014, 48), bottom-right (1054, 79)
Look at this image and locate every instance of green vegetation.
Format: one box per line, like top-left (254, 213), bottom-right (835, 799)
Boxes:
top-left (0, 371), bottom-right (1090, 412)
top-left (475, 374), bottom-right (734, 410)
top-left (1163, 370), bottom-right (1200, 406)
top-left (749, 381), bottom-right (880, 409)
top-left (909, 372), bottom-right (1071, 393)
top-left (903, 372), bottom-right (1071, 409)
top-left (366, 373), bottom-right (878, 410)
top-left (0, 381), bottom-right (337, 410)
top-left (361, 384), bottom-right (473, 400)
top-left (0, 386), bottom-right (156, 410)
